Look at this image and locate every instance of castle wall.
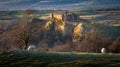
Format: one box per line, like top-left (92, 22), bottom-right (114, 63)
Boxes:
top-left (50, 13), bottom-right (80, 21)
top-left (50, 13), bottom-right (63, 20)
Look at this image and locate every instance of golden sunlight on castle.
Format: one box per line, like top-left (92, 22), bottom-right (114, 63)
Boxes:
top-left (50, 12), bottom-right (80, 21)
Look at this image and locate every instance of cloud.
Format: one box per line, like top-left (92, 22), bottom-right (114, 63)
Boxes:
top-left (0, 0), bottom-right (120, 11)
top-left (30, 0), bottom-right (53, 7)
top-left (0, 0), bottom-right (22, 5)
top-left (63, 1), bottom-right (94, 7)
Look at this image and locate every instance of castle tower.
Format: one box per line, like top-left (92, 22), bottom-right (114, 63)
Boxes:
top-left (50, 13), bottom-right (54, 19)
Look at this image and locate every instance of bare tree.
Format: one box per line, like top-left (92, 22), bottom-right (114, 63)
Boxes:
top-left (10, 9), bottom-right (38, 49)
top-left (12, 23), bottom-right (40, 49)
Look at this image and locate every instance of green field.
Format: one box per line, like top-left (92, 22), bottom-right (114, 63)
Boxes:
top-left (0, 50), bottom-right (120, 67)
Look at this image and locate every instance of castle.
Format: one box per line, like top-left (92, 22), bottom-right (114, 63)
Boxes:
top-left (50, 12), bottom-right (80, 21)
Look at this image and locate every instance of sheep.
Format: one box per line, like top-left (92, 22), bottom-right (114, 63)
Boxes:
top-left (27, 45), bottom-right (36, 51)
top-left (101, 48), bottom-right (106, 54)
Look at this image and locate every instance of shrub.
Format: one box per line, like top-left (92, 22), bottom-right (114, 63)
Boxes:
top-left (75, 30), bottom-right (112, 52)
top-left (109, 37), bottom-right (120, 53)
top-left (49, 42), bottom-right (73, 52)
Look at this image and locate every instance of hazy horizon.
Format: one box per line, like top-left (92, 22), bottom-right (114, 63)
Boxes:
top-left (0, 0), bottom-right (120, 11)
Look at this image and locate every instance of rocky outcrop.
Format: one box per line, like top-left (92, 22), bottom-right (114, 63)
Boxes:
top-left (72, 22), bottom-right (95, 42)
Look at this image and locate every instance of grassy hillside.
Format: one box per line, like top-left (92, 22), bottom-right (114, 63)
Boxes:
top-left (75, 22), bottom-right (120, 39)
top-left (92, 23), bottom-right (120, 39)
top-left (0, 10), bottom-right (57, 20)
top-left (0, 50), bottom-right (120, 67)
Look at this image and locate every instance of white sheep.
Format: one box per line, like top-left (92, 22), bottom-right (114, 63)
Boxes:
top-left (101, 48), bottom-right (106, 54)
top-left (27, 45), bottom-right (36, 50)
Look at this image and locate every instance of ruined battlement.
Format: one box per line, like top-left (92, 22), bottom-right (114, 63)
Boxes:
top-left (50, 12), bottom-right (80, 21)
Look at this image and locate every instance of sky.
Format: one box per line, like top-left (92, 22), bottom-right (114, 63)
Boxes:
top-left (0, 0), bottom-right (120, 11)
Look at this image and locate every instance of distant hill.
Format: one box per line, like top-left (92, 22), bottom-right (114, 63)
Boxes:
top-left (0, 0), bottom-right (120, 11)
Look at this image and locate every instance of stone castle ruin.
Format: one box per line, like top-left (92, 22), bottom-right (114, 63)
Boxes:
top-left (50, 12), bottom-right (80, 21)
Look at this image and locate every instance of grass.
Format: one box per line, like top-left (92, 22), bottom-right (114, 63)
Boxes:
top-left (0, 50), bottom-right (120, 67)
top-left (80, 14), bottom-right (104, 19)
